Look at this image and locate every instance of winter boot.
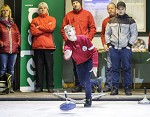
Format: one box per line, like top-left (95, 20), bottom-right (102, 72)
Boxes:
top-left (125, 86), bottom-right (132, 95)
top-left (72, 86), bottom-right (82, 92)
top-left (0, 73), bottom-right (12, 94)
top-left (110, 87), bottom-right (118, 95)
top-left (91, 77), bottom-right (103, 93)
top-left (84, 98), bottom-right (92, 107)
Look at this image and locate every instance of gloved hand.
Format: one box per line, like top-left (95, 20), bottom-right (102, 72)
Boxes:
top-left (64, 50), bottom-right (72, 60)
top-left (107, 43), bottom-right (112, 49)
top-left (92, 67), bottom-right (98, 77)
top-left (126, 43), bottom-right (132, 49)
top-left (126, 46), bottom-right (131, 49)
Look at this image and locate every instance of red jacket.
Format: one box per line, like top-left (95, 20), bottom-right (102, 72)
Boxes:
top-left (30, 13), bottom-right (56, 50)
top-left (61, 8), bottom-right (96, 41)
top-left (101, 16), bottom-right (110, 46)
top-left (64, 35), bottom-right (98, 67)
top-left (0, 23), bottom-right (21, 54)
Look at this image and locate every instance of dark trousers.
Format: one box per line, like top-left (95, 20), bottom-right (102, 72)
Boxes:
top-left (76, 59), bottom-right (92, 99)
top-left (34, 49), bottom-right (54, 89)
top-left (109, 48), bottom-right (132, 89)
top-left (105, 51), bottom-right (113, 89)
top-left (72, 59), bottom-right (80, 86)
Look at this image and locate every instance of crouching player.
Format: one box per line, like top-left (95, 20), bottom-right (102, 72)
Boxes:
top-left (63, 25), bottom-right (98, 107)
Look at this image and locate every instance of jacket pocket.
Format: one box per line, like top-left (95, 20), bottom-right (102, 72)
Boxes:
top-left (110, 23), bottom-right (118, 31)
top-left (120, 24), bottom-right (130, 33)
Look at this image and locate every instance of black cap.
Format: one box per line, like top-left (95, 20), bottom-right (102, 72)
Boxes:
top-left (117, 1), bottom-right (126, 9)
top-left (71, 0), bottom-right (82, 5)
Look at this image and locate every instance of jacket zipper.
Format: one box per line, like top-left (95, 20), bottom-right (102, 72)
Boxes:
top-left (118, 23), bottom-right (122, 49)
top-left (8, 28), bottom-right (12, 54)
top-left (118, 23), bottom-right (120, 49)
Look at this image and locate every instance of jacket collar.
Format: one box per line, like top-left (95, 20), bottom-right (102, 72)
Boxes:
top-left (39, 13), bottom-right (48, 18)
top-left (73, 8), bottom-right (83, 14)
top-left (117, 13), bottom-right (130, 18)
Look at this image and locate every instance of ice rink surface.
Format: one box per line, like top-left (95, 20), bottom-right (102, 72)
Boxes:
top-left (0, 101), bottom-right (150, 117)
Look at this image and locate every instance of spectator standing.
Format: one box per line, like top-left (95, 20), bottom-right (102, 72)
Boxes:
top-left (0, 4), bottom-right (21, 93)
top-left (101, 3), bottom-right (116, 92)
top-left (61, 0), bottom-right (96, 92)
top-left (105, 1), bottom-right (138, 95)
top-left (30, 2), bottom-right (56, 93)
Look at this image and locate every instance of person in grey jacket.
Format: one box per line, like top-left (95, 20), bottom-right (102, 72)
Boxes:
top-left (105, 1), bottom-right (138, 95)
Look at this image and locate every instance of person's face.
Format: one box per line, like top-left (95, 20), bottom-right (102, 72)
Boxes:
top-left (117, 6), bottom-right (126, 15)
top-left (1, 8), bottom-right (10, 18)
top-left (38, 6), bottom-right (48, 14)
top-left (107, 4), bottom-right (116, 17)
top-left (72, 1), bottom-right (81, 11)
top-left (65, 27), bottom-right (76, 41)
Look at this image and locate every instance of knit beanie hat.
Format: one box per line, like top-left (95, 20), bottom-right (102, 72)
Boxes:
top-left (117, 1), bottom-right (126, 9)
top-left (38, 2), bottom-right (49, 10)
top-left (71, 0), bottom-right (82, 5)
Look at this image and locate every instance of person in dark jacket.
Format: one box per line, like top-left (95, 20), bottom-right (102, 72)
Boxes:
top-left (61, 0), bottom-right (96, 93)
top-left (0, 4), bottom-right (21, 93)
top-left (105, 1), bottom-right (138, 95)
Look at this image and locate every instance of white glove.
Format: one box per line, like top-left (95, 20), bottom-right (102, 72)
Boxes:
top-left (126, 46), bottom-right (131, 49)
top-left (92, 67), bottom-right (98, 77)
top-left (64, 50), bottom-right (72, 60)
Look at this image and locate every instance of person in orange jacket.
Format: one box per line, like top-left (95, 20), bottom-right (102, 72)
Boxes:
top-left (101, 3), bottom-right (116, 92)
top-left (30, 2), bottom-right (56, 93)
top-left (61, 0), bottom-right (96, 93)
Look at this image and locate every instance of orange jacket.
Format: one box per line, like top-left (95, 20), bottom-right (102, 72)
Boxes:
top-left (61, 8), bottom-right (96, 41)
top-left (0, 22), bottom-right (21, 54)
top-left (30, 13), bottom-right (56, 50)
top-left (101, 16), bottom-right (110, 46)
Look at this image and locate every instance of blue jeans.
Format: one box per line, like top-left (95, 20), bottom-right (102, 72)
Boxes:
top-left (76, 59), bottom-right (92, 99)
top-left (0, 53), bottom-right (17, 83)
top-left (109, 48), bottom-right (132, 88)
top-left (105, 51), bottom-right (112, 89)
